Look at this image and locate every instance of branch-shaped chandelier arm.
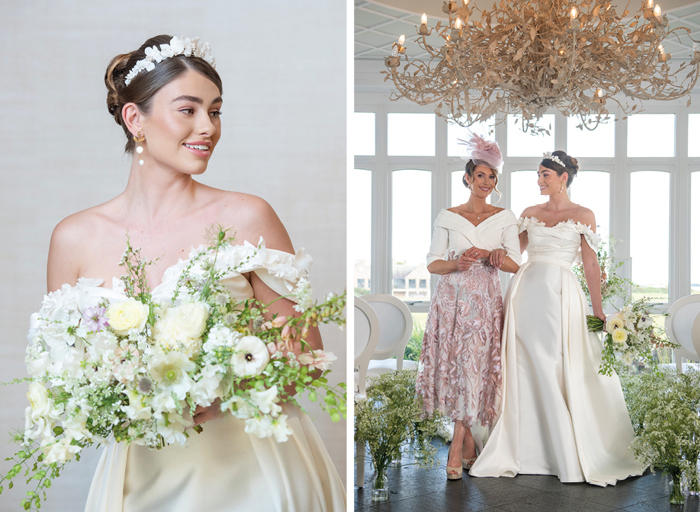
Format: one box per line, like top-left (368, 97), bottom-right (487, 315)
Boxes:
top-left (383, 0), bottom-right (700, 134)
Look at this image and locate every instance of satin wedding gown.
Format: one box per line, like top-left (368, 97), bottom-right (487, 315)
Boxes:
top-left (83, 244), bottom-right (346, 512)
top-left (469, 218), bottom-right (643, 486)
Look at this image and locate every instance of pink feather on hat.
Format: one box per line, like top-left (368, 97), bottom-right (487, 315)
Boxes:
top-left (461, 132), bottom-right (503, 170)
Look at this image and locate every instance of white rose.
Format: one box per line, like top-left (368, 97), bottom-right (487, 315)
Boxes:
top-left (27, 382), bottom-right (49, 413)
top-left (231, 336), bottom-right (270, 378)
top-left (107, 299), bottom-right (149, 335)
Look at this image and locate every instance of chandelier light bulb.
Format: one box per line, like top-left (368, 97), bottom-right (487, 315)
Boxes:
top-left (421, 13), bottom-right (427, 25)
top-left (654, 4), bottom-right (661, 16)
top-left (454, 17), bottom-right (463, 30)
top-left (647, 0), bottom-right (654, 8)
top-left (596, 88), bottom-right (603, 97)
top-left (398, 34), bottom-right (405, 46)
top-left (570, 6), bottom-right (578, 19)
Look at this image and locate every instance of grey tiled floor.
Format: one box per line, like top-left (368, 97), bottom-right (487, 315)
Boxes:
top-left (355, 440), bottom-right (700, 512)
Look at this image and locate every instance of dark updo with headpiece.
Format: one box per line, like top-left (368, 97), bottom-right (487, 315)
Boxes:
top-left (105, 34), bottom-right (223, 153)
top-left (540, 150), bottom-right (579, 188)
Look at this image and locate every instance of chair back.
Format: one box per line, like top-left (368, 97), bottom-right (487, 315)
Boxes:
top-left (354, 296), bottom-right (380, 396)
top-left (361, 294), bottom-right (413, 370)
top-left (666, 294), bottom-right (700, 363)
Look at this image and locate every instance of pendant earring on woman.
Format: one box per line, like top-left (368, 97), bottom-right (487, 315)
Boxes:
top-left (133, 131), bottom-right (145, 166)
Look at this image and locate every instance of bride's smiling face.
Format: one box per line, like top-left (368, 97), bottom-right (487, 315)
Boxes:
top-left (537, 164), bottom-right (566, 195)
top-left (139, 69), bottom-right (223, 175)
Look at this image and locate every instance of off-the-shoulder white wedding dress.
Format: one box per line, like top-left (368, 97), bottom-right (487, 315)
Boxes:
top-left (469, 219), bottom-right (644, 486)
top-left (82, 243), bottom-right (346, 512)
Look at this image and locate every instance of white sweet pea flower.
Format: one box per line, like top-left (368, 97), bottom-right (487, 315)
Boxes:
top-left (122, 389), bottom-right (152, 421)
top-left (189, 364), bottom-right (224, 407)
top-left (250, 386), bottom-right (282, 416)
top-left (244, 415), bottom-right (292, 442)
top-left (221, 395), bottom-right (256, 419)
top-left (231, 336), bottom-right (270, 378)
top-left (41, 437), bottom-right (81, 464)
top-left (155, 416), bottom-right (187, 445)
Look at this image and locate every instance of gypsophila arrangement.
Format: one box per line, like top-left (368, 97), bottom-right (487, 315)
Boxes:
top-left (573, 237), bottom-right (632, 308)
top-left (355, 370), bottom-right (443, 494)
top-left (587, 297), bottom-right (677, 376)
top-left (1, 227), bottom-right (346, 510)
top-left (621, 369), bottom-right (700, 505)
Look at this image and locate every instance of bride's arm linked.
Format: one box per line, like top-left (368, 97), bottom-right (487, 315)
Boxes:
top-left (579, 210), bottom-right (605, 322)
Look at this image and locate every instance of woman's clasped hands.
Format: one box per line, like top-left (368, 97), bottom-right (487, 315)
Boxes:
top-left (458, 247), bottom-right (508, 271)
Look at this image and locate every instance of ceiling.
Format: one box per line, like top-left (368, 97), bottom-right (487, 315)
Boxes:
top-left (355, 0), bottom-right (700, 61)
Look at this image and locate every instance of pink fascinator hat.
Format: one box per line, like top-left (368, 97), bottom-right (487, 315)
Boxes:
top-left (460, 132), bottom-right (503, 170)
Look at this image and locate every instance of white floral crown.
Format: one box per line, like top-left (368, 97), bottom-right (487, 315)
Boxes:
top-left (124, 36), bottom-right (216, 86)
top-left (542, 152), bottom-right (565, 167)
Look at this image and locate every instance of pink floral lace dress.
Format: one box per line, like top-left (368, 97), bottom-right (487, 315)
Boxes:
top-left (416, 209), bottom-right (520, 427)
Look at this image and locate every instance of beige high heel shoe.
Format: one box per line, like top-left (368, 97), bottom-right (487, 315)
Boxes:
top-left (446, 443), bottom-right (463, 480)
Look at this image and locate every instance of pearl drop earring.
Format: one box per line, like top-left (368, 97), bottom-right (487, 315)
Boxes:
top-left (133, 131), bottom-right (145, 166)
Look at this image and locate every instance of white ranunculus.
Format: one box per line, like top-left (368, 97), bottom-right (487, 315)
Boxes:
top-left (612, 328), bottom-right (628, 345)
top-left (231, 336), bottom-right (270, 378)
top-left (153, 302), bottom-right (209, 356)
top-left (250, 386), bottom-right (281, 416)
top-left (107, 298), bottom-right (149, 335)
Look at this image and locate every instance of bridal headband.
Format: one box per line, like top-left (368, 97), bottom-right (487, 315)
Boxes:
top-left (542, 152), bottom-right (565, 167)
top-left (124, 36), bottom-right (216, 86)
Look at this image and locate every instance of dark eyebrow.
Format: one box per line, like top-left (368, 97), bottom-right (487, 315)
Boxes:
top-left (172, 95), bottom-right (223, 105)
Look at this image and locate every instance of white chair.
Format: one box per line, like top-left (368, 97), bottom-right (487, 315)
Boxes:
top-left (354, 296), bottom-right (380, 488)
top-left (354, 296), bottom-right (380, 396)
top-left (666, 295), bottom-right (700, 371)
top-left (363, 294), bottom-right (419, 377)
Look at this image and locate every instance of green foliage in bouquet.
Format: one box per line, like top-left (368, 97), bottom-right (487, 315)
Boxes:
top-left (573, 237), bottom-right (632, 307)
top-left (587, 297), bottom-right (677, 376)
top-left (621, 369), bottom-right (700, 500)
top-left (0, 227), bottom-right (346, 510)
top-left (355, 370), bottom-right (443, 491)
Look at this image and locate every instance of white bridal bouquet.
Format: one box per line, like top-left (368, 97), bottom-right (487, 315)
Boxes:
top-left (1, 228), bottom-right (346, 510)
top-left (587, 297), bottom-right (676, 376)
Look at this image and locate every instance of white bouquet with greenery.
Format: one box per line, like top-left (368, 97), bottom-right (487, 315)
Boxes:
top-left (1, 228), bottom-right (346, 510)
top-left (587, 297), bottom-right (676, 376)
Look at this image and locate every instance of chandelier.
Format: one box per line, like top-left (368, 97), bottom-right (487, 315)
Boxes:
top-left (384, 0), bottom-right (700, 133)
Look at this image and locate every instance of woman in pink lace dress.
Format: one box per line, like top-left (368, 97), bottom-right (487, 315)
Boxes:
top-left (415, 134), bottom-right (520, 480)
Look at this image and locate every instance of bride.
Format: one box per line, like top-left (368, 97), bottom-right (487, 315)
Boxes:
top-left (470, 150), bottom-right (644, 486)
top-left (47, 34), bottom-right (345, 511)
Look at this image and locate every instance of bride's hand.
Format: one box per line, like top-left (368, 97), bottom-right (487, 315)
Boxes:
top-left (193, 398), bottom-right (225, 426)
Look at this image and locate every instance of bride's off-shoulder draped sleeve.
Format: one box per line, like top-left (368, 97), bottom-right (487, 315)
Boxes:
top-left (83, 242), bottom-right (345, 512)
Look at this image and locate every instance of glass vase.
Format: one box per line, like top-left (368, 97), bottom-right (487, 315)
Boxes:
top-left (372, 469), bottom-right (389, 501)
top-left (670, 472), bottom-right (685, 505)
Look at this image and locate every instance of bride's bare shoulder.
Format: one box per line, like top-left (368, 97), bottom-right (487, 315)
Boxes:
top-left (570, 205), bottom-right (596, 230)
top-left (210, 189), bottom-right (293, 252)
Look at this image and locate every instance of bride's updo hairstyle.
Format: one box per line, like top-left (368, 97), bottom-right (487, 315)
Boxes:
top-left (541, 150), bottom-right (579, 188)
top-left (105, 34), bottom-right (223, 153)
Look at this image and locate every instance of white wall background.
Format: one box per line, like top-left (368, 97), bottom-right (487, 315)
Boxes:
top-left (0, 1), bottom-right (347, 510)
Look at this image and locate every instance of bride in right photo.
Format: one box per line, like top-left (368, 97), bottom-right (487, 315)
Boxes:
top-left (469, 150), bottom-right (645, 486)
